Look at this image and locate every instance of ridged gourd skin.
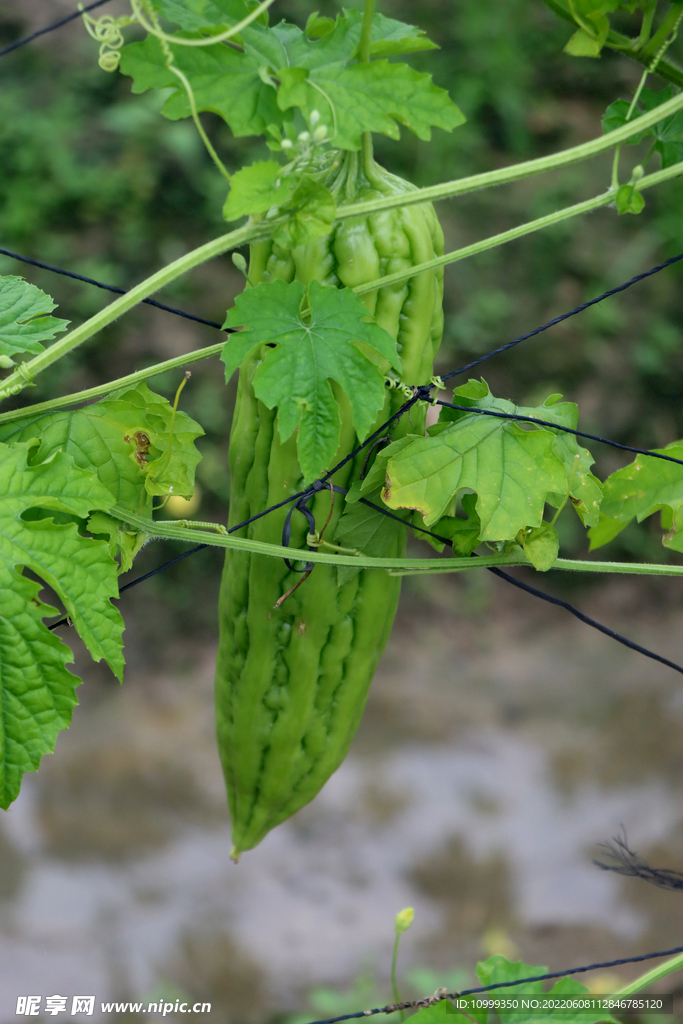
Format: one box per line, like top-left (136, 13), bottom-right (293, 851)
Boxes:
top-left (216, 152), bottom-right (444, 857)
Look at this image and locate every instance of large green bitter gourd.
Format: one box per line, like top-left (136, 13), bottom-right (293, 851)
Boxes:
top-left (216, 150), bottom-right (444, 858)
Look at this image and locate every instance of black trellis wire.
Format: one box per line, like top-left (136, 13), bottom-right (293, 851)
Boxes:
top-left (0, 248), bottom-right (226, 331)
top-left (443, 250), bottom-right (683, 380)
top-left (0, 0), bottom-right (114, 59)
top-left (301, 944), bottom-right (683, 1024)
top-left (434, 399), bottom-right (683, 468)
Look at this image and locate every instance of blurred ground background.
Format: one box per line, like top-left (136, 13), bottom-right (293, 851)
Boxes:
top-left (2, 0), bottom-right (683, 1020)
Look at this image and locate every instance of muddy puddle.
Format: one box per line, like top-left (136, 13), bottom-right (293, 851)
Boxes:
top-left (2, 572), bottom-right (683, 1021)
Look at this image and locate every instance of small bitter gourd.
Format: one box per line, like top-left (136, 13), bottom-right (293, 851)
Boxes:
top-left (216, 150), bottom-right (444, 857)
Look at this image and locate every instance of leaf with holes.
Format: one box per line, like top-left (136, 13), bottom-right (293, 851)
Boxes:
top-left (222, 279), bottom-right (400, 483)
top-left (0, 440), bottom-right (124, 806)
top-left (0, 276), bottom-right (69, 367)
top-left (0, 383), bottom-right (203, 568)
top-left (0, 382), bottom-right (203, 509)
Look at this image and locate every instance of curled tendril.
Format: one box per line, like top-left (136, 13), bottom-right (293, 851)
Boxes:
top-left (129, 0), bottom-right (231, 181)
top-left (79, 8), bottom-right (135, 72)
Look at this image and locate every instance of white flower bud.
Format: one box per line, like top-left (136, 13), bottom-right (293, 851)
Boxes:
top-left (298, 130), bottom-right (311, 143)
top-left (280, 138), bottom-right (294, 150)
top-left (309, 109), bottom-right (321, 127)
top-left (313, 124), bottom-right (327, 141)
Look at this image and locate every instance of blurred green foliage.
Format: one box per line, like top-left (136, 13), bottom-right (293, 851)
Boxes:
top-left (2, 0), bottom-right (683, 639)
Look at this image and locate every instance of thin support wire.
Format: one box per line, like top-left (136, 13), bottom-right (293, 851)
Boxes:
top-left (300, 944), bottom-right (683, 1024)
top-left (435, 399), bottom-right (683, 469)
top-left (0, 0), bottom-right (114, 58)
top-left (443, 250), bottom-right (683, 380)
top-left (0, 248), bottom-right (225, 331)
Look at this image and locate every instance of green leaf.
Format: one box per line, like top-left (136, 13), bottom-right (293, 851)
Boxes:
top-left (513, 394), bottom-right (602, 527)
top-left (350, 10), bottom-right (439, 57)
top-left (223, 160), bottom-right (296, 221)
top-left (383, 383), bottom-right (579, 537)
top-left (222, 280), bottom-right (400, 483)
top-left (0, 441), bottom-right (125, 806)
top-left (601, 99), bottom-right (651, 143)
top-left (471, 956), bottom-right (619, 1024)
top-left (410, 1002), bottom-right (464, 1024)
top-left (0, 276), bottom-right (69, 366)
top-left (603, 88), bottom-right (683, 167)
top-left (615, 182), bottom-right (645, 214)
top-left (152, 0), bottom-right (250, 32)
top-left (271, 176), bottom-right (336, 249)
top-left (523, 523), bottom-right (559, 570)
top-left (0, 562), bottom-right (82, 809)
top-left (277, 58), bottom-right (464, 151)
top-left (0, 383), bottom-right (203, 563)
top-left (333, 486), bottom-right (410, 584)
top-left (244, 9), bottom-right (438, 69)
top-left (120, 8), bottom-right (458, 147)
top-left (564, 27), bottom-right (605, 56)
top-left (119, 34), bottom-right (283, 138)
top-left (87, 512), bottom-right (151, 574)
top-left (588, 441), bottom-right (683, 550)
top-left (305, 12), bottom-right (336, 39)
top-left (587, 513), bottom-right (629, 549)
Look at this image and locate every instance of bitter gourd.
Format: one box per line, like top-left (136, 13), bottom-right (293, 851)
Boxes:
top-left (216, 150), bottom-right (444, 857)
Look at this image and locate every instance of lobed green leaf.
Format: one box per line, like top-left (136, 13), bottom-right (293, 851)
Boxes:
top-left (0, 440), bottom-right (127, 805)
top-left (222, 280), bottom-right (400, 483)
top-left (120, 8), bottom-right (463, 149)
top-left (382, 382), bottom-right (598, 539)
top-left (0, 276), bottom-right (69, 367)
top-left (588, 440), bottom-right (683, 551)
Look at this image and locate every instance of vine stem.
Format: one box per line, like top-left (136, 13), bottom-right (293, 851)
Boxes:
top-left (353, 159), bottom-right (683, 296)
top-left (3, 90), bottom-right (683, 404)
top-left (612, 5), bottom-right (683, 189)
top-left (105, 508), bottom-right (683, 576)
top-left (358, 0), bottom-right (376, 176)
top-left (336, 87), bottom-right (683, 221)
top-left (616, 951), bottom-right (683, 997)
top-left (3, 162), bottom-right (681, 411)
top-left (134, 0), bottom-right (230, 180)
top-left (391, 936), bottom-right (404, 1022)
top-left (130, 0), bottom-right (277, 47)
top-left (0, 343), bottom-right (225, 426)
top-left (0, 222), bottom-right (266, 403)
top-left (538, 0), bottom-right (683, 87)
